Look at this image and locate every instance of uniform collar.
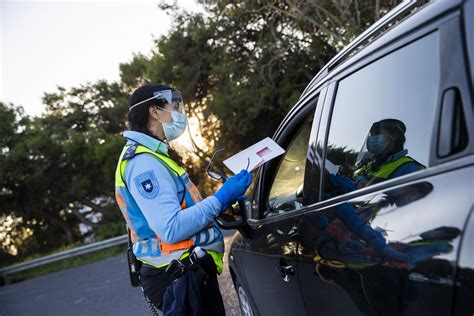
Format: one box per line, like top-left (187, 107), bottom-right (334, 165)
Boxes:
top-left (123, 131), bottom-right (169, 155)
top-left (386, 149), bottom-right (408, 163)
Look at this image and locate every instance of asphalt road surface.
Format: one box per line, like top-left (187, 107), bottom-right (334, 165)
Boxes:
top-left (0, 232), bottom-right (241, 316)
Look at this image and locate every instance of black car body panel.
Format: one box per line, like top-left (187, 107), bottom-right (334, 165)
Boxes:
top-left (227, 1), bottom-right (474, 315)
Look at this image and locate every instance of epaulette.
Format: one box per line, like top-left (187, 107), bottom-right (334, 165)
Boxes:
top-left (122, 143), bottom-right (139, 160)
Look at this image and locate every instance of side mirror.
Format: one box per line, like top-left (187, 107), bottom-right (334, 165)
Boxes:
top-left (215, 198), bottom-right (251, 230)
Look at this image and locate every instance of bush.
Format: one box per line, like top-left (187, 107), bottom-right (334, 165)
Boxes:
top-left (94, 221), bottom-right (126, 241)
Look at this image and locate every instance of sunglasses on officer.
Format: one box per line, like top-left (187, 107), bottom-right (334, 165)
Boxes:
top-left (207, 148), bottom-right (250, 182)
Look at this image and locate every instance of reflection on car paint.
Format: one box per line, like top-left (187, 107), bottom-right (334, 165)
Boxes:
top-left (305, 182), bottom-right (444, 270)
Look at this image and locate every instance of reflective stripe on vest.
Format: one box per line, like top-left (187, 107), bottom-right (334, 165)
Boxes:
top-left (354, 156), bottom-right (420, 186)
top-left (114, 143), bottom-right (224, 269)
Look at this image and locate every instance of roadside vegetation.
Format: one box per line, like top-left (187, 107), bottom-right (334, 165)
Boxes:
top-left (1, 0), bottom-right (400, 277)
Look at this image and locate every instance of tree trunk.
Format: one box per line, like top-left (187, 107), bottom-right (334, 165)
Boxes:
top-left (52, 197), bottom-right (101, 230)
top-left (39, 211), bottom-right (75, 244)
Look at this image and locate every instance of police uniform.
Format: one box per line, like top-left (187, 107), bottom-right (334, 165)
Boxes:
top-left (115, 130), bottom-right (225, 312)
top-left (353, 149), bottom-right (425, 187)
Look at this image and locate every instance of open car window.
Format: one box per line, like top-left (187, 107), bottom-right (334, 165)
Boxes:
top-left (267, 114), bottom-right (313, 216)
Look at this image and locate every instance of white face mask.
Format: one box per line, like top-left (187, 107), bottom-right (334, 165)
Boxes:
top-left (159, 109), bottom-right (188, 141)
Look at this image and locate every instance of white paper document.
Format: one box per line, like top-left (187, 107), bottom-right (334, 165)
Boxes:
top-left (223, 137), bottom-right (285, 174)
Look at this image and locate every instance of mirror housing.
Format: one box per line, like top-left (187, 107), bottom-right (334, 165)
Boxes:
top-left (215, 198), bottom-right (252, 231)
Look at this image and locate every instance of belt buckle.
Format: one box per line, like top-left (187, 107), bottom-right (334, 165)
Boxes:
top-left (189, 252), bottom-right (197, 265)
top-left (166, 259), bottom-right (185, 278)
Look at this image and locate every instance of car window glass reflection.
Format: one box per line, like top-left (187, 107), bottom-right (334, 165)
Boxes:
top-left (324, 32), bottom-right (439, 197)
top-left (268, 114), bottom-right (313, 215)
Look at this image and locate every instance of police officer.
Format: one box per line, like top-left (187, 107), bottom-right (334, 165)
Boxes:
top-left (115, 84), bottom-right (252, 314)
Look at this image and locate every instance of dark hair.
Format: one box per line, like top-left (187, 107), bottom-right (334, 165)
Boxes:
top-left (127, 84), bottom-right (185, 166)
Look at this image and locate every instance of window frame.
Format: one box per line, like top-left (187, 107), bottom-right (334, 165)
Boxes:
top-left (249, 89), bottom-right (322, 223)
top-left (266, 109), bottom-right (316, 216)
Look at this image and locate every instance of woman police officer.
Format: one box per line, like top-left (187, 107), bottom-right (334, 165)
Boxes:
top-left (115, 84), bottom-right (252, 314)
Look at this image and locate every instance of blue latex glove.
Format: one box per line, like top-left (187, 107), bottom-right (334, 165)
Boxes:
top-left (328, 174), bottom-right (357, 194)
top-left (214, 170), bottom-right (252, 211)
top-left (365, 229), bottom-right (411, 263)
top-left (378, 246), bottom-right (411, 264)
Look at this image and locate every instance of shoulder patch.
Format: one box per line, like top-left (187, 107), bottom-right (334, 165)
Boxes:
top-left (134, 170), bottom-right (160, 199)
top-left (122, 143), bottom-right (138, 160)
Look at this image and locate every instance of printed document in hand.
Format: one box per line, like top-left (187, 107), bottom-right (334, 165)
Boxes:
top-left (223, 137), bottom-right (285, 174)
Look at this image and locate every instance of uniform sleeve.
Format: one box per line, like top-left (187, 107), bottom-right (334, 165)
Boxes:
top-left (125, 154), bottom-right (222, 244)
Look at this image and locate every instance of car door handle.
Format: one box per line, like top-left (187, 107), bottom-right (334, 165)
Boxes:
top-left (276, 264), bottom-right (295, 283)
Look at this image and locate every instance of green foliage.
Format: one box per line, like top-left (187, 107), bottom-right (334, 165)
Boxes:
top-left (0, 82), bottom-right (129, 263)
top-left (94, 221), bottom-right (127, 242)
top-left (1, 0), bottom-right (400, 265)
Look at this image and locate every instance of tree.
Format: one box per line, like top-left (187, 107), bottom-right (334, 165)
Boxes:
top-left (1, 0), bottom-right (402, 262)
top-left (0, 81), bottom-right (130, 261)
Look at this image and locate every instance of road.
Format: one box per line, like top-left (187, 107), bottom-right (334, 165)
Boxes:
top-left (0, 233), bottom-right (241, 316)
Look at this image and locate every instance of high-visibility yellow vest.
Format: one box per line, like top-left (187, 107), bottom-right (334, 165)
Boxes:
top-left (354, 156), bottom-right (424, 187)
top-left (115, 143), bottom-right (224, 272)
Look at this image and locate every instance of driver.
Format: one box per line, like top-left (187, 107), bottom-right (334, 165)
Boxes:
top-left (114, 84), bottom-right (252, 314)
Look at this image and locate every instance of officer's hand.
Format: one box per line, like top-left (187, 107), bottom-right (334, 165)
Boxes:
top-left (214, 170), bottom-right (252, 211)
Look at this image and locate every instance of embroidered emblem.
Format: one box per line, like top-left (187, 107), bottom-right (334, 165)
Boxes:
top-left (122, 143), bottom-right (138, 160)
top-left (134, 171), bottom-right (159, 199)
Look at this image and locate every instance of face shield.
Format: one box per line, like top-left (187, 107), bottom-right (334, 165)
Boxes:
top-left (355, 119), bottom-right (406, 166)
top-left (355, 135), bottom-right (374, 167)
top-left (129, 89), bottom-right (184, 112)
top-left (129, 89), bottom-right (197, 153)
top-left (356, 121), bottom-right (388, 166)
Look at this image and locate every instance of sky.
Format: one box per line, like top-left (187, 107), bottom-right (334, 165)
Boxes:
top-left (1, 0), bottom-right (202, 117)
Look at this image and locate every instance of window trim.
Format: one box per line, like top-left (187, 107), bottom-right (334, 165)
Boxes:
top-left (261, 105), bottom-right (316, 216)
top-left (430, 13), bottom-right (473, 165)
top-left (251, 92), bottom-right (320, 221)
top-left (302, 154), bottom-right (474, 218)
top-left (266, 111), bottom-right (315, 215)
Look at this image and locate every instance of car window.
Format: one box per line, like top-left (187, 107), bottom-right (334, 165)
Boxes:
top-left (324, 32), bottom-right (439, 198)
top-left (268, 114), bottom-right (313, 215)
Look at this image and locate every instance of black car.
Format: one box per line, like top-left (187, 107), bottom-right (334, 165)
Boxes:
top-left (215, 0), bottom-right (474, 315)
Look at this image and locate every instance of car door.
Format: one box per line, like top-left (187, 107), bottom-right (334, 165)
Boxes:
top-left (234, 92), bottom-right (324, 316)
top-left (298, 8), bottom-right (473, 316)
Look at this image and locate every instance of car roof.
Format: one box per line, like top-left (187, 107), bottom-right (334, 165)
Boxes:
top-left (272, 0), bottom-right (465, 142)
top-left (300, 0), bottom-right (464, 99)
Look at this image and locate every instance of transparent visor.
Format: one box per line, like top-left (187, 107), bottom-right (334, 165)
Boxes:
top-left (154, 92), bottom-right (195, 153)
top-left (129, 89), bottom-right (184, 112)
top-left (355, 131), bottom-right (373, 167)
top-left (168, 114), bottom-right (197, 154)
